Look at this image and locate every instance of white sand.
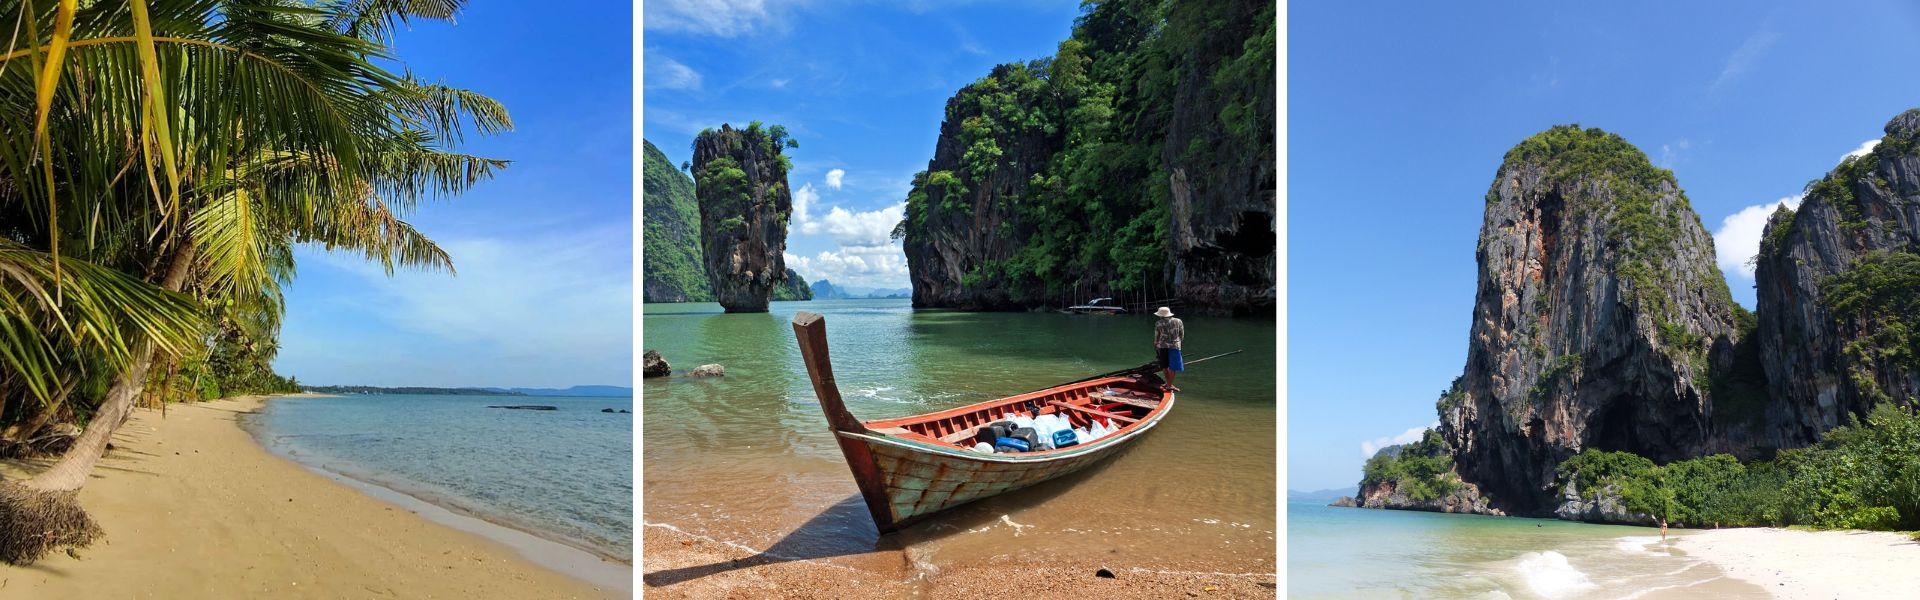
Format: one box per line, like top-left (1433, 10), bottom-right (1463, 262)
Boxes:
top-left (1674, 527), bottom-right (1920, 599)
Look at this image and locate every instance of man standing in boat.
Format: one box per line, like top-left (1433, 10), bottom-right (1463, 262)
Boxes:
top-left (1153, 307), bottom-right (1184, 392)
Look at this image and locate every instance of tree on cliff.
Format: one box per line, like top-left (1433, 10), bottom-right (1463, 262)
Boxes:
top-left (896, 0), bottom-right (1275, 315)
top-left (0, 0), bottom-right (508, 564)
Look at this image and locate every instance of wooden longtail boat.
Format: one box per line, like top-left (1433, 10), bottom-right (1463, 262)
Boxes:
top-left (791, 311), bottom-right (1175, 533)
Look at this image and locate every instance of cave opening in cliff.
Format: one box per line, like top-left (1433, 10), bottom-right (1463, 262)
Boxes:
top-left (1220, 211), bottom-right (1275, 286)
top-left (1586, 399), bottom-right (1645, 454)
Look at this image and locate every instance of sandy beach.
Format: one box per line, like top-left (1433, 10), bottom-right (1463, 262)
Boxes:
top-left (1673, 527), bottom-right (1920, 599)
top-left (0, 396), bottom-right (624, 599)
top-left (641, 523), bottom-right (1277, 598)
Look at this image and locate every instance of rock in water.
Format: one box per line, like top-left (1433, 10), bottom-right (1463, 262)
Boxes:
top-left (1439, 126), bottom-right (1742, 514)
top-left (1755, 109), bottom-right (1920, 441)
top-left (689, 364), bottom-right (725, 377)
top-left (692, 123), bottom-right (796, 313)
top-left (643, 350), bottom-right (671, 378)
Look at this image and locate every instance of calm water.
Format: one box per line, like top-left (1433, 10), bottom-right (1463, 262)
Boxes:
top-left (1288, 501), bottom-right (1768, 598)
top-left (252, 394), bottom-right (634, 560)
top-left (642, 298), bottom-right (1275, 577)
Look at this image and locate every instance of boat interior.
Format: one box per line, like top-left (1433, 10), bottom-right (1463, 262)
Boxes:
top-left (862, 375), bottom-right (1168, 452)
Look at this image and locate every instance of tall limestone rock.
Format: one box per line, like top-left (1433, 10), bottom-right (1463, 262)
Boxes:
top-left (692, 123), bottom-right (796, 313)
top-left (1438, 126), bottom-right (1744, 514)
top-left (1754, 109), bottom-right (1920, 440)
top-left (898, 0), bottom-right (1274, 316)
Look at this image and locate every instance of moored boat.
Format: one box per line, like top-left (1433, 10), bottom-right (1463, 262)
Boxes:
top-left (790, 311), bottom-right (1175, 533)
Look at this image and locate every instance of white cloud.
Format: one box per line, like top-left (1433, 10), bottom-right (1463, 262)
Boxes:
top-left (644, 0), bottom-right (779, 37)
top-left (1710, 28), bottom-right (1781, 94)
top-left (281, 225), bottom-right (631, 387)
top-left (1843, 139), bottom-right (1880, 161)
top-left (1361, 423), bottom-right (1438, 458)
top-left (803, 203), bottom-right (903, 247)
top-left (647, 55), bottom-right (703, 91)
top-left (793, 183), bottom-right (817, 224)
top-left (825, 168), bottom-right (845, 190)
top-left (1713, 194), bottom-right (1803, 279)
top-left (785, 245), bottom-right (909, 288)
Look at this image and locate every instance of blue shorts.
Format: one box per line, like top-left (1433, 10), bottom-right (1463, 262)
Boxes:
top-left (1157, 347), bottom-right (1184, 372)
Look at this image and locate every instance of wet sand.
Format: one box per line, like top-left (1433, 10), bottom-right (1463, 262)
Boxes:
top-left (1674, 527), bottom-right (1920, 599)
top-left (641, 523), bottom-right (1278, 598)
top-left (0, 397), bottom-right (623, 599)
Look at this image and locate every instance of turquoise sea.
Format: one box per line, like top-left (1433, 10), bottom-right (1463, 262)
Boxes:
top-left (1287, 501), bottom-right (1768, 598)
top-left (249, 394), bottom-right (634, 561)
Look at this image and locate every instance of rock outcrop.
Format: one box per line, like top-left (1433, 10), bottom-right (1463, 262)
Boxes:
top-left (899, 0), bottom-right (1274, 317)
top-left (692, 124), bottom-right (796, 313)
top-left (643, 140), bottom-right (713, 303)
top-left (642, 350), bottom-right (671, 378)
top-left (688, 364), bottom-right (725, 378)
top-left (1351, 476), bottom-right (1503, 516)
top-left (1438, 126), bottom-right (1744, 515)
top-left (1754, 109), bottom-right (1920, 441)
top-left (1551, 480), bottom-right (1658, 526)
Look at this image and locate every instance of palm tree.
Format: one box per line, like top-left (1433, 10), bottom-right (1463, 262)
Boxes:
top-left (0, 0), bottom-right (510, 563)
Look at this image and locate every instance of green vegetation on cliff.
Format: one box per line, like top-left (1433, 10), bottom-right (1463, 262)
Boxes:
top-left (1500, 125), bottom-right (1735, 320)
top-left (1819, 251), bottom-right (1920, 401)
top-left (1560, 403), bottom-right (1920, 530)
top-left (1360, 430), bottom-right (1459, 502)
top-left (642, 140), bottom-right (712, 302)
top-left (899, 0), bottom-right (1273, 297)
top-left (772, 268), bottom-right (812, 301)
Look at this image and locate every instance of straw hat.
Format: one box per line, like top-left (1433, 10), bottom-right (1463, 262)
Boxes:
top-left (1153, 307), bottom-right (1174, 317)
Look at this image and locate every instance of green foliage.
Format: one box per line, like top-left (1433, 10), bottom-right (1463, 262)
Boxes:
top-left (1501, 125), bottom-right (1734, 322)
top-left (1818, 251), bottom-right (1920, 400)
top-left (771, 269), bottom-right (811, 301)
top-left (1360, 430), bottom-right (1460, 502)
top-left (1557, 405), bottom-right (1920, 530)
top-left (642, 140), bottom-right (713, 302)
top-left (896, 0), bottom-right (1272, 298)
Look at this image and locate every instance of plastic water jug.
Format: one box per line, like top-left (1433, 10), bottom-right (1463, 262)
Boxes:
top-left (994, 437), bottom-right (1030, 453)
top-left (1052, 428), bottom-right (1078, 448)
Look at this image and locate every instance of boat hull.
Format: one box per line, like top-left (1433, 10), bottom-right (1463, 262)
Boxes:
top-left (837, 393), bottom-right (1172, 532)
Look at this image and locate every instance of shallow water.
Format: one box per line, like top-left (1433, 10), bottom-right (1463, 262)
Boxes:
top-left (641, 299), bottom-right (1275, 579)
top-left (1287, 501), bottom-right (1770, 598)
top-left (252, 394), bottom-right (634, 560)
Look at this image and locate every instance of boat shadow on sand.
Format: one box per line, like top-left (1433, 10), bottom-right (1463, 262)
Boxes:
top-left (642, 456), bottom-right (1124, 588)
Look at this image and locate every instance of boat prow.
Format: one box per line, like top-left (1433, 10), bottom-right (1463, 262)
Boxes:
top-left (791, 311), bottom-right (1173, 533)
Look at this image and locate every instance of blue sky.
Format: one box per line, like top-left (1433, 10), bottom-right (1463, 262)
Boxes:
top-left (1290, 1), bottom-right (1920, 491)
top-left (273, 1), bottom-right (633, 388)
top-left (642, 0), bottom-right (1084, 291)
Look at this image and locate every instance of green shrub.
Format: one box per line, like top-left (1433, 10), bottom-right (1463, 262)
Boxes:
top-left (1361, 430), bottom-right (1459, 502)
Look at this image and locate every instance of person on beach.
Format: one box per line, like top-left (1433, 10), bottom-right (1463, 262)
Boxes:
top-left (1154, 307), bottom-right (1185, 391)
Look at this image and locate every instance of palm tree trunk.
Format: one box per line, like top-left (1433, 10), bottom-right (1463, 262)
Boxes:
top-left (2, 374), bottom-right (78, 444)
top-left (0, 240), bottom-right (194, 564)
top-left (23, 239), bottom-right (194, 492)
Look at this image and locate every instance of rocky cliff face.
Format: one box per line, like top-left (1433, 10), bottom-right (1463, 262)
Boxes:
top-left (1438, 126), bottom-right (1744, 514)
top-left (900, 0), bottom-right (1274, 316)
top-left (692, 124), bottom-right (795, 313)
top-left (1161, 0), bottom-right (1277, 317)
top-left (1755, 110), bottom-right (1920, 439)
top-left (642, 139), bottom-right (712, 303)
top-left (902, 63), bottom-right (1061, 311)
